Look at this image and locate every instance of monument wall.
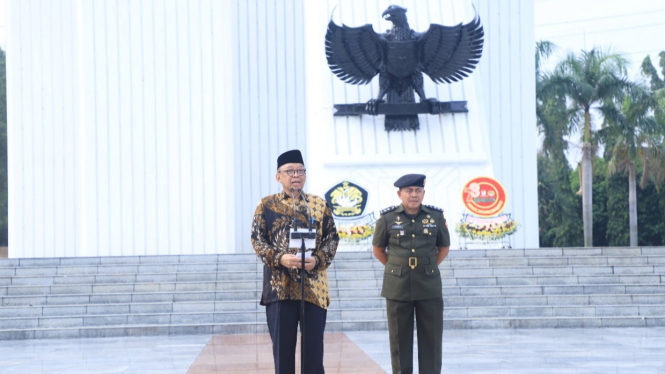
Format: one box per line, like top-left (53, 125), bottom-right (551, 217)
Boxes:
top-left (6, 0), bottom-right (537, 257)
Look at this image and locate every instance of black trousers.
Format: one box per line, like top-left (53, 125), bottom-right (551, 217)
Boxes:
top-left (265, 300), bottom-right (327, 374)
top-left (386, 297), bottom-right (443, 374)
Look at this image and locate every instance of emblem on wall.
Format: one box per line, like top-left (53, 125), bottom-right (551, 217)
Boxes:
top-left (457, 176), bottom-right (517, 248)
top-left (325, 181), bottom-right (368, 218)
top-left (461, 176), bottom-right (507, 217)
top-left (326, 181), bottom-right (376, 245)
top-left (325, 4), bottom-right (484, 131)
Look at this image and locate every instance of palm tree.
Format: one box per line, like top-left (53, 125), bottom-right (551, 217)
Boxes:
top-left (642, 52), bottom-right (665, 131)
top-left (536, 41), bottom-right (583, 247)
top-left (641, 52), bottom-right (665, 91)
top-left (639, 51), bottom-right (665, 196)
top-left (536, 42), bottom-right (578, 162)
top-left (599, 85), bottom-right (659, 246)
top-left (542, 48), bottom-right (632, 247)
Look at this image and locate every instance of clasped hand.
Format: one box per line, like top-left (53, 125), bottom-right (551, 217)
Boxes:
top-left (280, 254), bottom-right (317, 272)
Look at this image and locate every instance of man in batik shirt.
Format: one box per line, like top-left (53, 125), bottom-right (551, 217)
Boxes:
top-left (251, 149), bottom-right (339, 374)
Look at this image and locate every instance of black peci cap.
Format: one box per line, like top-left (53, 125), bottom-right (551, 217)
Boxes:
top-left (394, 174), bottom-right (426, 188)
top-left (277, 149), bottom-right (305, 169)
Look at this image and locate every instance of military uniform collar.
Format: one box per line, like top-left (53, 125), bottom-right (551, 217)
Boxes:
top-left (397, 204), bottom-right (424, 216)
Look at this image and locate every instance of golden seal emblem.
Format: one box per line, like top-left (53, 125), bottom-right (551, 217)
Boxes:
top-left (326, 181), bottom-right (368, 218)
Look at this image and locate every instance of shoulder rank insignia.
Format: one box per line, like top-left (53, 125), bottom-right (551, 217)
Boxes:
top-left (423, 204), bottom-right (443, 213)
top-left (380, 205), bottom-right (398, 215)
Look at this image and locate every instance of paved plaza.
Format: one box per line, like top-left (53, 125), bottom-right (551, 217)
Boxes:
top-left (0, 327), bottom-right (664, 373)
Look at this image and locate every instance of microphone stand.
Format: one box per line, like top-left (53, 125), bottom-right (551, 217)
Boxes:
top-left (290, 188), bottom-right (315, 372)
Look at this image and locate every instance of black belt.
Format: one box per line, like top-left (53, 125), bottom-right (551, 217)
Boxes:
top-left (387, 255), bottom-right (435, 269)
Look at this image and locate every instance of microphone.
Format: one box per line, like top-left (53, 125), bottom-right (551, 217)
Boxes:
top-left (290, 188), bottom-right (298, 229)
top-left (298, 189), bottom-right (314, 232)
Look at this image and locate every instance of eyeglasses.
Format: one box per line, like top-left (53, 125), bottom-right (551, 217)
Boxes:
top-left (279, 169), bottom-right (306, 176)
top-left (403, 188), bottom-right (424, 195)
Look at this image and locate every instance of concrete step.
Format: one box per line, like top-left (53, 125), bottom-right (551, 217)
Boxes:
top-left (0, 301), bottom-right (263, 318)
top-left (2, 262), bottom-right (662, 283)
top-left (3, 274), bottom-right (662, 297)
top-left (1, 247), bottom-right (663, 270)
top-left (4, 293), bottom-right (665, 319)
top-left (441, 315), bottom-right (665, 329)
top-left (336, 294), bottom-right (665, 308)
top-left (0, 248), bottom-right (664, 339)
top-left (3, 283), bottom-right (665, 307)
top-left (0, 323), bottom-right (271, 340)
top-left (2, 263), bottom-right (663, 291)
top-left (337, 256), bottom-right (665, 269)
top-left (4, 304), bottom-right (665, 330)
top-left (2, 314), bottom-right (665, 340)
top-left (2, 247), bottom-right (664, 268)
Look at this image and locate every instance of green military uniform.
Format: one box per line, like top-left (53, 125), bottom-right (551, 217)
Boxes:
top-left (373, 177), bottom-right (450, 374)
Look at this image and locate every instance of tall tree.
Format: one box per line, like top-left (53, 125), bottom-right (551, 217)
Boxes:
top-left (536, 41), bottom-right (583, 247)
top-left (637, 172), bottom-right (665, 246)
top-left (640, 51), bottom-right (665, 189)
top-left (641, 52), bottom-right (665, 92)
top-left (537, 152), bottom-right (583, 247)
top-left (0, 47), bottom-right (6, 247)
top-left (542, 48), bottom-right (632, 246)
top-left (536, 41), bottom-right (576, 159)
top-left (598, 85), bottom-right (659, 246)
top-left (0, 47), bottom-right (5, 123)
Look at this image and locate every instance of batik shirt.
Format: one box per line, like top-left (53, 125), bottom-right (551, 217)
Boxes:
top-left (251, 191), bottom-right (339, 309)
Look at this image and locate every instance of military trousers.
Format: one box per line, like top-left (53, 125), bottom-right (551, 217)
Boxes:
top-left (265, 300), bottom-right (327, 374)
top-left (386, 297), bottom-right (443, 374)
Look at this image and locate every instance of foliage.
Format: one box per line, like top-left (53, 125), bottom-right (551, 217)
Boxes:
top-left (637, 183), bottom-right (665, 246)
top-left (604, 172), bottom-right (630, 246)
top-left (0, 47), bottom-right (5, 124)
top-left (589, 157), bottom-right (610, 247)
top-left (0, 47), bottom-right (7, 246)
top-left (641, 52), bottom-right (665, 92)
top-left (537, 42), bottom-right (665, 247)
top-left (568, 157), bottom-right (613, 247)
top-left (537, 152), bottom-right (583, 247)
top-left (547, 48), bottom-right (631, 143)
top-left (598, 84), bottom-right (659, 179)
top-left (640, 53), bottom-right (665, 191)
top-left (567, 153), bottom-right (665, 247)
top-left (541, 47), bottom-right (634, 247)
top-left (536, 41), bottom-right (584, 247)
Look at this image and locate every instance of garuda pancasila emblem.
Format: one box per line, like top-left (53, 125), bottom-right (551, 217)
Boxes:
top-left (325, 5), bottom-right (484, 131)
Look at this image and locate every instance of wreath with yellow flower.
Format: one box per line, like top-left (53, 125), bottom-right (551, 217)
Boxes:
top-left (337, 223), bottom-right (376, 242)
top-left (455, 218), bottom-right (517, 241)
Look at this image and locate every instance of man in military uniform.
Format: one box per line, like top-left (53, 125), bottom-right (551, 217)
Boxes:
top-left (372, 174), bottom-right (450, 374)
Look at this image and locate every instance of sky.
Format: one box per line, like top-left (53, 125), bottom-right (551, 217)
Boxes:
top-left (534, 0), bottom-right (665, 165)
top-left (535, 0), bottom-right (665, 80)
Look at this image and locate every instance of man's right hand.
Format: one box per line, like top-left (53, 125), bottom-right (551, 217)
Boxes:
top-left (373, 246), bottom-right (388, 265)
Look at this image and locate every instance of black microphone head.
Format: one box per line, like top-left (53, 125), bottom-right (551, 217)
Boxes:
top-left (290, 188), bottom-right (295, 193)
